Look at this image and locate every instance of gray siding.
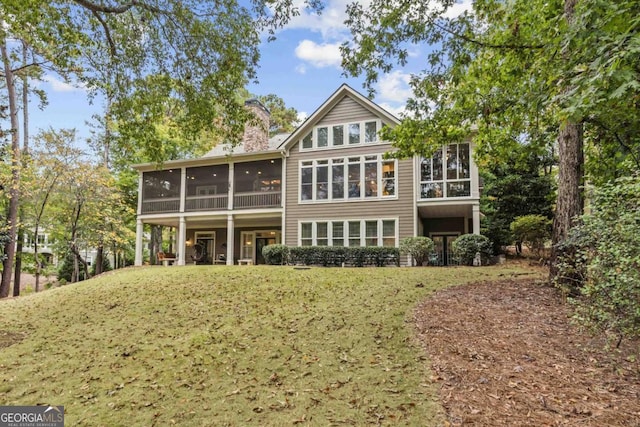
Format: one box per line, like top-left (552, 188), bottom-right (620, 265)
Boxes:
top-left (317, 96), bottom-right (377, 125)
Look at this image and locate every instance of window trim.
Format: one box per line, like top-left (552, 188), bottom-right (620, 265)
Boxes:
top-left (298, 218), bottom-right (399, 247)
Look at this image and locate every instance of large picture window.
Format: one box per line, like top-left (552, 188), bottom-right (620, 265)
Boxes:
top-left (420, 143), bottom-right (471, 199)
top-left (299, 219), bottom-right (397, 247)
top-left (299, 120), bottom-right (381, 150)
top-left (299, 155), bottom-right (397, 202)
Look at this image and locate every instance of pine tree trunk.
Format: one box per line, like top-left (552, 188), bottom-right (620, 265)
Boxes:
top-left (0, 40), bottom-right (21, 298)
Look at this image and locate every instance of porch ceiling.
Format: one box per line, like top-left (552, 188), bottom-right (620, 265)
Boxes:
top-left (418, 203), bottom-right (473, 219)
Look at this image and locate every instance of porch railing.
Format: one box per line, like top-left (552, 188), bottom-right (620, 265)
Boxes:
top-left (185, 194), bottom-right (228, 212)
top-left (234, 191), bottom-right (281, 209)
top-left (141, 198), bottom-right (180, 214)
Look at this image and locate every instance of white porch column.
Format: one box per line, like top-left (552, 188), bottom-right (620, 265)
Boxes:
top-left (228, 163), bottom-right (234, 210)
top-left (226, 214), bottom-right (234, 265)
top-left (472, 204), bottom-right (481, 235)
top-left (180, 167), bottom-right (187, 212)
top-left (135, 219), bottom-right (144, 266)
top-left (177, 216), bottom-right (187, 265)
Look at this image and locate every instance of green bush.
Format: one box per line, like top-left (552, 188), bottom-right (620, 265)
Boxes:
top-left (555, 176), bottom-right (640, 341)
top-left (510, 214), bottom-right (552, 257)
top-left (91, 256), bottom-right (113, 276)
top-left (399, 236), bottom-right (435, 266)
top-left (262, 244), bottom-right (290, 265)
top-left (451, 234), bottom-right (493, 266)
top-left (287, 246), bottom-right (399, 267)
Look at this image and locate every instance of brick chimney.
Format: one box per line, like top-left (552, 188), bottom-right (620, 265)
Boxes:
top-left (243, 99), bottom-right (270, 153)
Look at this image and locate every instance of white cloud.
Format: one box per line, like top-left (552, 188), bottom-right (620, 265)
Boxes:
top-left (42, 75), bottom-right (86, 93)
top-left (295, 64), bottom-right (307, 74)
top-left (377, 71), bottom-right (412, 103)
top-left (296, 111), bottom-right (309, 125)
top-left (378, 102), bottom-right (406, 118)
top-left (443, 0), bottom-right (474, 19)
top-left (284, 0), bottom-right (368, 41)
top-left (294, 40), bottom-right (342, 68)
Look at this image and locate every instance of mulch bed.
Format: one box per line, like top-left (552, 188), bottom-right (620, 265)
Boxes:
top-left (414, 279), bottom-right (640, 426)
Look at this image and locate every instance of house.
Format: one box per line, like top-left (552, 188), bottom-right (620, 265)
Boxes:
top-left (132, 84), bottom-right (481, 266)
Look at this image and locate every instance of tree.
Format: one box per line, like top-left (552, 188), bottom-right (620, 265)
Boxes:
top-left (481, 145), bottom-right (555, 254)
top-left (510, 215), bottom-right (552, 258)
top-left (0, 0), bottom-right (322, 296)
top-left (340, 0), bottom-right (639, 279)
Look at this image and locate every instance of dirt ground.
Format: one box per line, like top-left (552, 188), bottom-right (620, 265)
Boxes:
top-left (415, 278), bottom-right (640, 427)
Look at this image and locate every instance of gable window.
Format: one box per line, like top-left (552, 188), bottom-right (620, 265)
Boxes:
top-left (300, 155), bottom-right (397, 202)
top-left (299, 219), bottom-right (397, 247)
top-left (348, 124), bottom-right (360, 145)
top-left (298, 120), bottom-right (383, 150)
top-left (420, 143), bottom-right (471, 199)
top-left (302, 132), bottom-right (313, 149)
top-left (332, 125), bottom-right (344, 146)
top-left (317, 127), bottom-right (328, 148)
top-left (364, 121), bottom-right (377, 143)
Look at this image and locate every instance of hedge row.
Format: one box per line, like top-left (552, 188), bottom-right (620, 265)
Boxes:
top-left (262, 244), bottom-right (399, 267)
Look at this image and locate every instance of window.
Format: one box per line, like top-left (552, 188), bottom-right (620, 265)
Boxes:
top-left (332, 159), bottom-right (345, 199)
top-left (382, 220), bottom-right (396, 247)
top-left (332, 125), bottom-right (344, 146)
top-left (348, 124), bottom-right (360, 145)
top-left (332, 222), bottom-right (344, 247)
top-left (365, 220), bottom-right (378, 246)
top-left (301, 223), bottom-right (313, 246)
top-left (348, 158), bottom-right (361, 199)
top-left (364, 121), bottom-right (377, 143)
top-left (300, 155), bottom-right (397, 202)
top-left (299, 120), bottom-right (382, 150)
top-left (301, 161), bottom-right (313, 201)
top-left (317, 222), bottom-right (328, 246)
top-left (382, 161), bottom-right (395, 196)
top-left (364, 156), bottom-right (378, 198)
top-left (348, 221), bottom-right (361, 247)
top-left (420, 143), bottom-right (470, 199)
top-left (299, 219), bottom-right (397, 247)
top-left (302, 132), bottom-right (312, 149)
top-left (317, 127), bottom-right (328, 148)
top-left (316, 160), bottom-right (328, 200)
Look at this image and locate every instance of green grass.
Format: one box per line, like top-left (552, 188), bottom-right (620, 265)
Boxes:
top-left (0, 264), bottom-right (541, 426)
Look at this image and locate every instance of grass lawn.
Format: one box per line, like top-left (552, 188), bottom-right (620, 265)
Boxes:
top-left (0, 264), bottom-right (542, 426)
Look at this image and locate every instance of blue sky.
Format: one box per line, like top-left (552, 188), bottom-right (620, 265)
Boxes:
top-left (27, 0), bottom-right (471, 147)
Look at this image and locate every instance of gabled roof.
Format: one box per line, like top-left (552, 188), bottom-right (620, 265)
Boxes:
top-left (278, 84), bottom-right (401, 151)
top-left (202, 133), bottom-right (289, 157)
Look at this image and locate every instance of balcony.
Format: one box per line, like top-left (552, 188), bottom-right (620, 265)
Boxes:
top-left (142, 198), bottom-right (180, 214)
top-left (234, 191), bottom-right (281, 209)
top-left (185, 194), bottom-right (228, 211)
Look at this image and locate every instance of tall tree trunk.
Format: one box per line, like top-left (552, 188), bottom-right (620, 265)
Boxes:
top-left (13, 41), bottom-right (30, 297)
top-left (0, 40), bottom-right (21, 298)
top-left (95, 245), bottom-right (104, 275)
top-left (549, 0), bottom-right (584, 281)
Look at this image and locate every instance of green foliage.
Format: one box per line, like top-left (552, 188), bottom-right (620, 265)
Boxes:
top-left (57, 252), bottom-right (78, 283)
top-left (451, 234), bottom-right (493, 266)
top-left (510, 215), bottom-right (552, 257)
top-left (399, 236), bottom-right (435, 267)
top-left (91, 256), bottom-right (113, 276)
top-left (556, 176), bottom-right (640, 341)
top-left (480, 146), bottom-right (556, 253)
top-left (261, 244), bottom-right (289, 265)
top-left (288, 246), bottom-right (399, 267)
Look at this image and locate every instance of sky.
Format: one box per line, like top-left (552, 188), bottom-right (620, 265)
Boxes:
top-left (25, 0), bottom-right (471, 148)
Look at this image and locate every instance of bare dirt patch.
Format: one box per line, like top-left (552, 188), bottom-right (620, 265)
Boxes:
top-left (415, 279), bottom-right (640, 426)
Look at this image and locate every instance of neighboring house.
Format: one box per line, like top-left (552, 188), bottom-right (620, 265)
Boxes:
top-left (22, 230), bottom-right (100, 268)
top-left (133, 84), bottom-right (481, 266)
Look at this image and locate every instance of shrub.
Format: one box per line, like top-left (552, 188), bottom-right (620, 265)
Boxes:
top-left (262, 244), bottom-right (290, 265)
top-left (399, 236), bottom-right (435, 266)
top-left (451, 234), bottom-right (493, 266)
top-left (510, 214), bottom-right (552, 257)
top-left (555, 176), bottom-right (640, 342)
top-left (287, 246), bottom-right (399, 267)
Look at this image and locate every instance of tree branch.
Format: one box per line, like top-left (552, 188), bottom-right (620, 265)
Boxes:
top-left (91, 10), bottom-right (117, 57)
top-left (72, 0), bottom-right (165, 15)
top-left (433, 20), bottom-right (546, 50)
